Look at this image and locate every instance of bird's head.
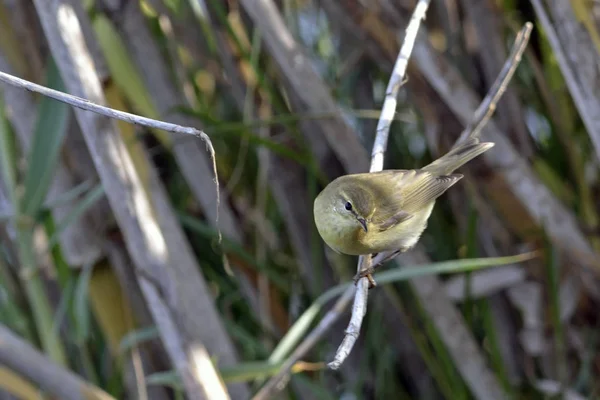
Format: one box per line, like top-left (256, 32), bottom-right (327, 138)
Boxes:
top-left (313, 176), bottom-right (373, 254)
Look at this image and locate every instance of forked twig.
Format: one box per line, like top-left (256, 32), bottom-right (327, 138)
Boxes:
top-left (254, 18), bottom-right (534, 400)
top-left (330, 20), bottom-right (533, 370)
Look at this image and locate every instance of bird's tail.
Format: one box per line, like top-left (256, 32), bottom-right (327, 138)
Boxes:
top-left (421, 138), bottom-right (494, 176)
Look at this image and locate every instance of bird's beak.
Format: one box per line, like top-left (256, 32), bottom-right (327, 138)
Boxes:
top-left (358, 217), bottom-right (368, 232)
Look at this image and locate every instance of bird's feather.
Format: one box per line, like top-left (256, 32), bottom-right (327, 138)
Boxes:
top-left (362, 170), bottom-right (462, 232)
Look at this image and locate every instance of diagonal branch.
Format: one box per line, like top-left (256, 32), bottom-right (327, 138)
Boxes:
top-left (456, 23), bottom-right (533, 145)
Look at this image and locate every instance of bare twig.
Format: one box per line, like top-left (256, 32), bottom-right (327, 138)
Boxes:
top-left (328, 0), bottom-right (432, 369)
top-left (253, 1), bottom-right (432, 395)
top-left (412, 19), bottom-right (600, 280)
top-left (0, 52), bottom-right (103, 268)
top-left (327, 256), bottom-right (370, 369)
top-left (0, 69), bottom-right (221, 225)
top-left (0, 71), bottom-right (209, 141)
top-left (460, 0), bottom-right (533, 157)
top-left (0, 324), bottom-right (114, 400)
top-left (456, 22), bottom-right (533, 145)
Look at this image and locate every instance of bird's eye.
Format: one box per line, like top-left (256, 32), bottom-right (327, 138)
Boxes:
top-left (344, 201), bottom-right (353, 211)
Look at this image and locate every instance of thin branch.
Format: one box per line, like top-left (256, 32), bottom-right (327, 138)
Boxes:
top-left (0, 71), bottom-right (207, 140)
top-left (253, 1), bottom-right (432, 395)
top-left (327, 255), bottom-right (370, 369)
top-left (254, 8), bottom-right (532, 400)
top-left (456, 22), bottom-right (533, 145)
top-left (0, 69), bottom-right (221, 229)
top-left (329, 0), bottom-right (432, 369)
top-left (0, 324), bottom-right (115, 400)
top-left (370, 0), bottom-right (430, 172)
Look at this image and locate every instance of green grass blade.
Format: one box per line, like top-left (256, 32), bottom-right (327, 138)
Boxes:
top-left (146, 371), bottom-right (184, 390)
top-left (42, 179), bottom-right (94, 210)
top-left (119, 326), bottom-right (160, 353)
top-left (92, 15), bottom-right (158, 119)
top-left (73, 263), bottom-right (94, 345)
top-left (220, 361), bottom-right (283, 383)
top-left (51, 277), bottom-right (75, 338)
top-left (269, 252), bottom-right (536, 363)
top-left (0, 92), bottom-right (17, 210)
top-left (22, 59), bottom-right (70, 216)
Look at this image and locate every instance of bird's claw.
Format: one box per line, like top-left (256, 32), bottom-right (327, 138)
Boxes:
top-left (353, 267), bottom-right (377, 289)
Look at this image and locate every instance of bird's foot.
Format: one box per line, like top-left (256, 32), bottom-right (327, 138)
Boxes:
top-left (353, 267), bottom-right (377, 289)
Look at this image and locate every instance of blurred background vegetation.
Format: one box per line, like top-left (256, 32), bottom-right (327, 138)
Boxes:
top-left (0, 0), bottom-right (599, 399)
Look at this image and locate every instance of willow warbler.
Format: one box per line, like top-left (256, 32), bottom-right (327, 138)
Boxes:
top-left (313, 137), bottom-right (493, 265)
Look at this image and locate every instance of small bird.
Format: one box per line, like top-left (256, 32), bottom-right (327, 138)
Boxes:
top-left (313, 136), bottom-right (494, 283)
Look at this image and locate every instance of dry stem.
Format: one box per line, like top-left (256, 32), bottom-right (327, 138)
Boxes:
top-left (0, 70), bottom-right (221, 227)
top-left (328, 0), bottom-right (432, 369)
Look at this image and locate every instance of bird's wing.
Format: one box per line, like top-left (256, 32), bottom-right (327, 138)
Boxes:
top-left (369, 170), bottom-right (463, 232)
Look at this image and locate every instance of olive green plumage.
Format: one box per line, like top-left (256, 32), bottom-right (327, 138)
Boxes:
top-left (313, 138), bottom-right (494, 256)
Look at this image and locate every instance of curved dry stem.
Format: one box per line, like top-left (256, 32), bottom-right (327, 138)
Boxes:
top-left (0, 69), bottom-right (221, 230)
